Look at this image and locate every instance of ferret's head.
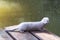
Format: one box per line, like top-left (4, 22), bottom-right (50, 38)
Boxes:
top-left (41, 17), bottom-right (49, 24)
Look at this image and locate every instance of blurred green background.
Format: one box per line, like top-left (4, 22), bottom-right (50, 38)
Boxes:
top-left (0, 0), bottom-right (60, 36)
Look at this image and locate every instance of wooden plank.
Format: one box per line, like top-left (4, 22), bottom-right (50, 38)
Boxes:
top-left (0, 36), bottom-right (6, 40)
top-left (8, 31), bottom-right (38, 40)
top-left (31, 31), bottom-right (60, 40)
top-left (0, 30), bottom-right (13, 40)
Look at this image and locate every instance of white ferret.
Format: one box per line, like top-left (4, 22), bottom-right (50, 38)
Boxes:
top-left (5, 17), bottom-right (49, 32)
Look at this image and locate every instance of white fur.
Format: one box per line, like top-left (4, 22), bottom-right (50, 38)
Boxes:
top-left (5, 17), bottom-right (49, 32)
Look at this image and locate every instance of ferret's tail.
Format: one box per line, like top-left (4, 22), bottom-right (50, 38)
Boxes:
top-left (40, 17), bottom-right (49, 24)
top-left (4, 25), bottom-right (19, 31)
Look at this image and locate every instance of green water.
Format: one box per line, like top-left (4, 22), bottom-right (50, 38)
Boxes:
top-left (0, 0), bottom-right (60, 36)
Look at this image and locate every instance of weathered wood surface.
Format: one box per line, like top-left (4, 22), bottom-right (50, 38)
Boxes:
top-left (8, 32), bottom-right (38, 40)
top-left (0, 30), bottom-right (60, 40)
top-left (0, 30), bottom-right (13, 40)
top-left (0, 26), bottom-right (60, 40)
top-left (31, 31), bottom-right (60, 40)
top-left (0, 30), bottom-right (38, 40)
top-left (31, 28), bottom-right (60, 40)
